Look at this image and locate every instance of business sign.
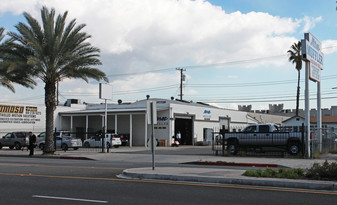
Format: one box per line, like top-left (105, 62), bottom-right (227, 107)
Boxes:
top-left (147, 100), bottom-right (157, 124)
top-left (309, 64), bottom-right (321, 82)
top-left (203, 110), bottom-right (211, 120)
top-left (302, 33), bottom-right (324, 70)
top-left (0, 104), bottom-right (42, 124)
top-left (99, 83), bottom-right (113, 100)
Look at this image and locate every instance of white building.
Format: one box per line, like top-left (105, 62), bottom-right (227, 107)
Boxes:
top-left (0, 98), bottom-right (289, 146)
top-left (57, 98), bottom-right (287, 146)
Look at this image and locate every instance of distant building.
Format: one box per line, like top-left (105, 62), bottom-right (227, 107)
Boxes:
top-left (239, 104), bottom-right (337, 117)
top-left (282, 115), bottom-right (337, 133)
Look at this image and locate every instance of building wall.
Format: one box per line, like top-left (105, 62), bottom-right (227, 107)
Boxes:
top-left (55, 100), bottom-right (288, 146)
top-left (132, 114), bottom-right (146, 146)
top-left (169, 103), bottom-right (254, 142)
top-left (0, 103), bottom-right (45, 136)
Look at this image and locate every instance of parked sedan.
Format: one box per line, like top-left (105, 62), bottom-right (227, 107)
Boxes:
top-left (38, 136), bottom-right (82, 151)
top-left (83, 134), bottom-right (121, 148)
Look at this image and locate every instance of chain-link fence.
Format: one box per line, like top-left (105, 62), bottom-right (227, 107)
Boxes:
top-left (212, 127), bottom-right (337, 158)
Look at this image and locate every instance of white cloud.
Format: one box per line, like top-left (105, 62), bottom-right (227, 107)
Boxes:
top-left (301, 16), bottom-right (322, 33)
top-left (322, 40), bottom-right (337, 55)
top-left (1, 0), bottom-right (302, 71)
top-left (1, 0), bottom-right (330, 103)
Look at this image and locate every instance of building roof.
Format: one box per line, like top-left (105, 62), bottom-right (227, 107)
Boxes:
top-left (282, 115), bottom-right (304, 123)
top-left (310, 116), bottom-right (337, 123)
top-left (282, 115), bottom-right (337, 124)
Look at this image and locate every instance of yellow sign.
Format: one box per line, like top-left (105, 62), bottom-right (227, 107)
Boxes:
top-left (0, 105), bottom-right (24, 114)
top-left (26, 106), bottom-right (38, 112)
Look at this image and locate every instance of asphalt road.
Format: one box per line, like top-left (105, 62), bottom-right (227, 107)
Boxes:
top-left (0, 157), bottom-right (336, 205)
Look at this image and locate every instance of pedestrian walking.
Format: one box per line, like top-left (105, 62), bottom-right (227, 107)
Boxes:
top-left (28, 132), bottom-right (37, 156)
top-left (176, 131), bottom-right (181, 144)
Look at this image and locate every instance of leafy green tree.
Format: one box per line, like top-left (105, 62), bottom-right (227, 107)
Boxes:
top-left (287, 41), bottom-right (302, 116)
top-left (0, 27), bottom-right (35, 92)
top-left (6, 7), bottom-right (108, 154)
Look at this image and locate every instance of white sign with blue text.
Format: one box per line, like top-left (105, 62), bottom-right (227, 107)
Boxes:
top-left (302, 33), bottom-right (324, 70)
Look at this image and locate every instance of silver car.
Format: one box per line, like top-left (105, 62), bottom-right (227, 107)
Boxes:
top-left (38, 132), bottom-right (82, 151)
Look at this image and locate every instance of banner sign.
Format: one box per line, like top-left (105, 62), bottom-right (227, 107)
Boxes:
top-left (302, 33), bottom-right (324, 70)
top-left (0, 104), bottom-right (42, 124)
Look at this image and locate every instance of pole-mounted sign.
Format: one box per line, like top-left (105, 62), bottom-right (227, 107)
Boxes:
top-left (302, 32), bottom-right (324, 82)
top-left (301, 33), bottom-right (324, 158)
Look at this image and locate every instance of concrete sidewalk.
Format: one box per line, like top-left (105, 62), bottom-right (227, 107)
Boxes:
top-left (0, 147), bottom-right (336, 191)
top-left (121, 167), bottom-right (337, 191)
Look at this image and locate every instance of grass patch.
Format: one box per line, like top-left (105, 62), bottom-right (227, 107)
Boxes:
top-left (243, 161), bottom-right (337, 181)
top-left (243, 168), bottom-right (304, 179)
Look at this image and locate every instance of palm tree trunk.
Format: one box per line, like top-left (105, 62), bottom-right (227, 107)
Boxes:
top-left (44, 81), bottom-right (56, 154)
top-left (296, 70), bottom-right (300, 116)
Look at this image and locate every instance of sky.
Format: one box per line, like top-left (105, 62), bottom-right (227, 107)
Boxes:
top-left (1, 0), bottom-right (337, 111)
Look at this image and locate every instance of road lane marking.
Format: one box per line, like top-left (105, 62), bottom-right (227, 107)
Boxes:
top-left (0, 163), bottom-right (124, 170)
top-left (0, 172), bottom-right (336, 196)
top-left (32, 195), bottom-right (108, 203)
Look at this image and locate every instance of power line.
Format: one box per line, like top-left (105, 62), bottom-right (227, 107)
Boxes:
top-left (103, 44), bottom-right (337, 78)
top-left (103, 54), bottom-right (288, 78)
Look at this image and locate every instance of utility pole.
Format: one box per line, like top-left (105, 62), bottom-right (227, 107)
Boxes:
top-left (176, 68), bottom-right (186, 100)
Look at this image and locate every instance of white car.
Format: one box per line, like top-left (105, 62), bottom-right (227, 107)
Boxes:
top-left (83, 134), bottom-right (121, 148)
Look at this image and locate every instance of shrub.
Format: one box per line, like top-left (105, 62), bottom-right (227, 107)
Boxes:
top-left (305, 160), bottom-right (337, 181)
top-left (243, 161), bottom-right (337, 181)
top-left (243, 168), bottom-right (304, 179)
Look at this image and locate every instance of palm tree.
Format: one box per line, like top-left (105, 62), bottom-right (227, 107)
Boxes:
top-left (0, 27), bottom-right (35, 92)
top-left (6, 7), bottom-right (108, 154)
top-left (287, 41), bottom-right (302, 116)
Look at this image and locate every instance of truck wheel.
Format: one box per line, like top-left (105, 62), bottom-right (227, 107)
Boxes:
top-left (288, 142), bottom-right (299, 155)
top-left (114, 145), bottom-right (119, 148)
top-left (227, 141), bottom-right (238, 155)
top-left (0, 143), bottom-right (2, 149)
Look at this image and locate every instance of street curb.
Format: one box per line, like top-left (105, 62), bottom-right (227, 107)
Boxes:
top-left (121, 169), bottom-right (337, 191)
top-left (59, 156), bottom-right (94, 160)
top-left (184, 161), bottom-right (279, 168)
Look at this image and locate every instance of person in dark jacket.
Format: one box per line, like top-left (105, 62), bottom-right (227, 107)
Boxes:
top-left (28, 132), bottom-right (37, 156)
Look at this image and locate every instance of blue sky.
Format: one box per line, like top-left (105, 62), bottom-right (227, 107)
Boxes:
top-left (1, 0), bottom-right (337, 111)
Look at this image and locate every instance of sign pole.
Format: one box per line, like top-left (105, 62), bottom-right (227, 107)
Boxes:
top-left (302, 33), bottom-right (324, 158)
top-left (104, 99), bottom-right (107, 153)
top-left (150, 102), bottom-right (155, 170)
top-left (317, 82), bottom-right (322, 153)
top-left (305, 61), bottom-right (311, 158)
